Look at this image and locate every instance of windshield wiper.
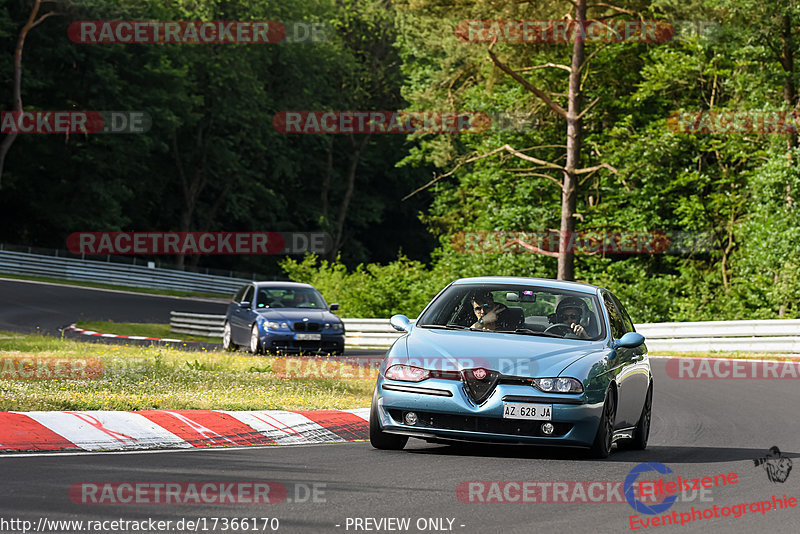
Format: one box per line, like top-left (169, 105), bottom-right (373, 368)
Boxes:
top-left (419, 324), bottom-right (470, 330)
top-left (494, 328), bottom-right (565, 338)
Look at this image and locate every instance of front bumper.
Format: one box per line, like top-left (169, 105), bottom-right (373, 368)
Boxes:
top-left (260, 332), bottom-right (345, 354)
top-left (374, 376), bottom-right (602, 447)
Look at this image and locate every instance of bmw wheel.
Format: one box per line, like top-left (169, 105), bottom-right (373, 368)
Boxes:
top-left (249, 324), bottom-right (263, 355)
top-left (222, 322), bottom-right (236, 352)
top-left (589, 388), bottom-right (616, 458)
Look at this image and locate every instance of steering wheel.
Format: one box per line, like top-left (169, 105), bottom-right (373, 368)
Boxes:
top-left (544, 323), bottom-right (573, 336)
top-left (268, 301), bottom-right (285, 308)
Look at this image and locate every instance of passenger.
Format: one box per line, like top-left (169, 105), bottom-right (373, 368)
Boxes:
top-left (470, 291), bottom-right (509, 331)
top-left (553, 297), bottom-right (589, 339)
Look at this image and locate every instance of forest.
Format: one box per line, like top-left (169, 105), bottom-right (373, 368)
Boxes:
top-left (1, 0), bottom-right (798, 321)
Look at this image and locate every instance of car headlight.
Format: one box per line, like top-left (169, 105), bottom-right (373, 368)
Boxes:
top-left (265, 321), bottom-right (288, 330)
top-left (325, 323), bottom-right (343, 331)
top-left (385, 364), bottom-right (430, 382)
top-left (533, 377), bottom-right (583, 394)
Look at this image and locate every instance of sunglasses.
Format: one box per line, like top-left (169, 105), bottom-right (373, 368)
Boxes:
top-left (473, 303), bottom-right (492, 312)
top-left (561, 313), bottom-right (581, 321)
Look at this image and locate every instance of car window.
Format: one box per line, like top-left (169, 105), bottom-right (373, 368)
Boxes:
top-left (610, 293), bottom-right (635, 332)
top-left (241, 286), bottom-right (254, 305)
top-left (417, 284), bottom-right (605, 340)
top-left (254, 287), bottom-right (327, 309)
top-left (233, 285), bottom-right (247, 303)
top-left (603, 292), bottom-right (625, 339)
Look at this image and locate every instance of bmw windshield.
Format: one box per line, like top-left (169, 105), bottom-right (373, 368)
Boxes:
top-left (416, 284), bottom-right (606, 341)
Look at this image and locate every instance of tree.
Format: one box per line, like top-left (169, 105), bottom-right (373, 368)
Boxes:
top-left (0, 0), bottom-right (58, 189)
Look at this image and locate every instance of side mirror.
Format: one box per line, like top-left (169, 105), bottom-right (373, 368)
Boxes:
top-left (329, 303), bottom-right (339, 311)
top-left (614, 332), bottom-right (645, 349)
top-left (505, 292), bottom-right (519, 302)
top-left (390, 314), bottom-right (412, 333)
top-left (240, 301), bottom-right (251, 308)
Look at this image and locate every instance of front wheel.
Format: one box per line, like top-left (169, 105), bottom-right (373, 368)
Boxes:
top-left (589, 388), bottom-right (616, 459)
top-left (369, 401), bottom-right (408, 450)
top-left (222, 322), bottom-right (236, 352)
top-left (249, 324), bottom-right (263, 355)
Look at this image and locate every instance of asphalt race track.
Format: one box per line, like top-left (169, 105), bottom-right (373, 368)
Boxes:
top-left (0, 278), bottom-right (227, 335)
top-left (1, 279), bottom-right (799, 533)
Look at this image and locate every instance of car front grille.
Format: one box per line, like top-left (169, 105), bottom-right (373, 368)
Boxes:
top-left (387, 409), bottom-right (571, 437)
top-left (292, 322), bottom-right (320, 332)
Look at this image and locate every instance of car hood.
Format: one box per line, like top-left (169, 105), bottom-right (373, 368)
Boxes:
top-left (404, 327), bottom-right (605, 377)
top-left (255, 309), bottom-right (340, 323)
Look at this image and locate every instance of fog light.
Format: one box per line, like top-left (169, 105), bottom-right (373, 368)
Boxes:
top-left (404, 412), bottom-right (418, 426)
top-left (541, 423), bottom-right (554, 435)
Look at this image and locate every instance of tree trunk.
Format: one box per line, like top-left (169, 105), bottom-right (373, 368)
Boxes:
top-left (0, 0), bottom-right (52, 189)
top-left (332, 134), bottom-right (370, 257)
top-left (557, 1), bottom-right (587, 281)
top-left (321, 137), bottom-right (333, 218)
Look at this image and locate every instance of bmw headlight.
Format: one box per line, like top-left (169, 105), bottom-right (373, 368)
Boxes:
top-left (533, 377), bottom-right (583, 394)
top-left (325, 322), bottom-right (343, 331)
top-left (265, 321), bottom-right (288, 330)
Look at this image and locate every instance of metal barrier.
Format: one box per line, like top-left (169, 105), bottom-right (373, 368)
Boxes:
top-left (169, 313), bottom-right (800, 353)
top-left (0, 249), bottom-right (251, 295)
top-left (634, 320), bottom-right (800, 353)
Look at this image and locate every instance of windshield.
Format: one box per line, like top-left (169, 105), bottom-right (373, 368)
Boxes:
top-left (417, 284), bottom-right (605, 341)
top-left (254, 287), bottom-right (328, 310)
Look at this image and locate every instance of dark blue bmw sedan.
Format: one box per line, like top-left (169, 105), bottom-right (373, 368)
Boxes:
top-left (222, 282), bottom-right (345, 355)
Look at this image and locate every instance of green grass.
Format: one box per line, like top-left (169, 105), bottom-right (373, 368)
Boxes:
top-left (0, 332), bottom-right (373, 411)
top-left (76, 320), bottom-right (220, 343)
top-left (0, 272), bottom-right (228, 299)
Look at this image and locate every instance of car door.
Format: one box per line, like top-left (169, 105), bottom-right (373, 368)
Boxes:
top-left (610, 292), bottom-right (649, 424)
top-left (602, 291), bottom-right (639, 429)
top-left (230, 285), bottom-right (255, 344)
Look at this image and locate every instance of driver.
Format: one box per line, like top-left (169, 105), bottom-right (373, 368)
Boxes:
top-left (292, 292), bottom-right (310, 307)
top-left (554, 297), bottom-right (590, 339)
top-left (470, 291), bottom-right (508, 331)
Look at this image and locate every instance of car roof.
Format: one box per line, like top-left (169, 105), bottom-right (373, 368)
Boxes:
top-left (450, 276), bottom-right (603, 295)
top-left (251, 281), bottom-right (316, 290)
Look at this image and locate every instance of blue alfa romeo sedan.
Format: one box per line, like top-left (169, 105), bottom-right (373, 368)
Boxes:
top-left (223, 282), bottom-right (345, 355)
top-left (370, 276), bottom-right (651, 458)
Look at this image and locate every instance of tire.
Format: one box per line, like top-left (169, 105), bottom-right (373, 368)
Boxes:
top-left (589, 388), bottom-right (616, 459)
top-left (369, 400), bottom-right (408, 450)
top-left (222, 322), bottom-right (236, 352)
top-left (249, 324), bottom-right (263, 355)
top-left (624, 383), bottom-right (652, 451)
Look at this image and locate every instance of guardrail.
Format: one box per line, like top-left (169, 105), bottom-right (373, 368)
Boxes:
top-left (634, 320), bottom-right (800, 353)
top-left (169, 313), bottom-right (800, 353)
top-left (0, 249), bottom-right (252, 295)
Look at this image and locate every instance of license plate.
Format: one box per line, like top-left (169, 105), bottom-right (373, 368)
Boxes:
top-left (295, 333), bottom-right (321, 341)
top-left (502, 402), bottom-right (552, 420)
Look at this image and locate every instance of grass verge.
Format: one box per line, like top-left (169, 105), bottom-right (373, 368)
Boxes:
top-left (0, 332), bottom-right (373, 411)
top-left (76, 321), bottom-right (220, 344)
